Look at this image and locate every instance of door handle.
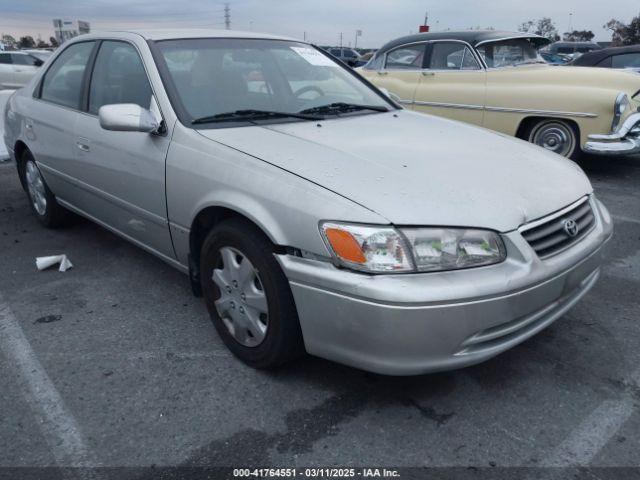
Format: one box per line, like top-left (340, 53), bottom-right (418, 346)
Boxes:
top-left (377, 71), bottom-right (388, 75)
top-left (76, 142), bottom-right (90, 152)
top-left (421, 71), bottom-right (435, 76)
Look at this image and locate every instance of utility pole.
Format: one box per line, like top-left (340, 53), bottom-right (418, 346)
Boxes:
top-left (224, 3), bottom-right (231, 30)
top-left (339, 32), bottom-right (343, 48)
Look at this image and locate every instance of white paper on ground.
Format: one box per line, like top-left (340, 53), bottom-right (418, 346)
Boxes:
top-left (36, 255), bottom-right (74, 272)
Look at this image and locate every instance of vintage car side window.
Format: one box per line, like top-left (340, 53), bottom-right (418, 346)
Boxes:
top-left (89, 41), bottom-right (153, 115)
top-left (385, 44), bottom-right (425, 69)
top-left (365, 53), bottom-right (384, 70)
top-left (611, 53), bottom-right (640, 69)
top-left (40, 42), bottom-right (95, 109)
top-left (429, 43), bottom-right (479, 70)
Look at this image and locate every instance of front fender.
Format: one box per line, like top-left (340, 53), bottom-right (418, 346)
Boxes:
top-left (165, 125), bottom-right (387, 266)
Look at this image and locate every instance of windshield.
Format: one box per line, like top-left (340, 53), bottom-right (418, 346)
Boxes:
top-left (476, 39), bottom-right (545, 68)
top-left (155, 38), bottom-right (392, 127)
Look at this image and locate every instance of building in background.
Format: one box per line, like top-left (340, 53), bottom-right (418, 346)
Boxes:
top-left (53, 19), bottom-right (90, 44)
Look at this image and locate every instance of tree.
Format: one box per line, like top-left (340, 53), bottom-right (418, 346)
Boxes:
top-left (49, 36), bottom-right (59, 48)
top-left (518, 17), bottom-right (560, 42)
top-left (604, 13), bottom-right (640, 45)
top-left (563, 30), bottom-right (595, 42)
top-left (1, 34), bottom-right (16, 47)
top-left (18, 36), bottom-right (35, 48)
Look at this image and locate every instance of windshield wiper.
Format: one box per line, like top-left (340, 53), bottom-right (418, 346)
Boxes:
top-left (299, 102), bottom-right (390, 116)
top-left (192, 109), bottom-right (322, 125)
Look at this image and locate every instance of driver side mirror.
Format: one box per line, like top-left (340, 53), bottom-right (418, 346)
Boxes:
top-left (98, 104), bottom-right (159, 133)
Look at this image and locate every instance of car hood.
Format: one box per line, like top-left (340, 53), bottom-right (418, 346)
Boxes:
top-left (196, 111), bottom-right (592, 232)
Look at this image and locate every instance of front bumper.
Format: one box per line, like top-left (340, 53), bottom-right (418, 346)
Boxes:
top-left (584, 112), bottom-right (640, 155)
top-left (277, 198), bottom-right (613, 375)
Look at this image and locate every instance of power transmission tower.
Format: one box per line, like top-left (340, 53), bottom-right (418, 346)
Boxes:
top-left (224, 3), bottom-right (231, 30)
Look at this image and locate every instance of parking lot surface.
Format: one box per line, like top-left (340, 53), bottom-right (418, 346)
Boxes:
top-left (1, 153), bottom-right (639, 477)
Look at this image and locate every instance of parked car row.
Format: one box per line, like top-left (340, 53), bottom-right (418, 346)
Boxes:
top-left (359, 30), bottom-right (640, 158)
top-left (3, 29), bottom-right (616, 375)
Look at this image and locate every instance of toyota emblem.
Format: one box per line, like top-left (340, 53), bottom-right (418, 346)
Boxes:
top-left (563, 219), bottom-right (579, 237)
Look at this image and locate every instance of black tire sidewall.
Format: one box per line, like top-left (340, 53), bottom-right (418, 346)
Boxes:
top-left (199, 219), bottom-right (303, 368)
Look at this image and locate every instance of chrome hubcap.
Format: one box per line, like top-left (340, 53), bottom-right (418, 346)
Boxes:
top-left (531, 122), bottom-right (575, 157)
top-left (212, 247), bottom-right (269, 347)
top-left (25, 161), bottom-right (47, 215)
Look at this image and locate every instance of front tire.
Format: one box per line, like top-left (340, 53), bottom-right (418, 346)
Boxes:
top-left (20, 150), bottom-right (72, 228)
top-left (525, 119), bottom-right (581, 160)
top-left (200, 218), bottom-right (305, 369)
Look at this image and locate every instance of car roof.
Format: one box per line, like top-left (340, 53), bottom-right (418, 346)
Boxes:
top-left (572, 45), bottom-right (640, 65)
top-left (377, 30), bottom-right (548, 54)
top-left (81, 29), bottom-right (298, 42)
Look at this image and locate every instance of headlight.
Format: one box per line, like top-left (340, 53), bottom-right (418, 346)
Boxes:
top-left (320, 222), bottom-right (413, 272)
top-left (612, 93), bottom-right (631, 132)
top-left (320, 222), bottom-right (505, 274)
top-left (401, 227), bottom-right (505, 272)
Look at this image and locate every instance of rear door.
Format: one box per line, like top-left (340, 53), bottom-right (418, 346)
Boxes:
top-left (11, 53), bottom-right (41, 87)
top-left (72, 39), bottom-right (175, 258)
top-left (28, 41), bottom-right (96, 196)
top-left (373, 42), bottom-right (426, 107)
top-left (412, 41), bottom-right (486, 124)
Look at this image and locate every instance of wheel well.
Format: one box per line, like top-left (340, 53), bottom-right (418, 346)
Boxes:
top-left (188, 206), bottom-right (278, 297)
top-left (13, 140), bottom-right (29, 189)
top-left (516, 116), bottom-right (580, 144)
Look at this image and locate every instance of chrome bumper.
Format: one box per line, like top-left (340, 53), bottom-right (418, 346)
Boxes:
top-left (277, 199), bottom-right (613, 375)
top-left (584, 112), bottom-right (640, 155)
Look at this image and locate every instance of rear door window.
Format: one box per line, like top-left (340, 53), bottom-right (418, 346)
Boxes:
top-left (429, 43), bottom-right (479, 70)
top-left (40, 42), bottom-right (95, 109)
top-left (0, 53), bottom-right (12, 64)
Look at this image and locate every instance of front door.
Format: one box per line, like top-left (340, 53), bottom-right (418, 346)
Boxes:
top-left (371, 42), bottom-right (426, 107)
top-left (72, 40), bottom-right (175, 259)
top-left (412, 42), bottom-right (486, 125)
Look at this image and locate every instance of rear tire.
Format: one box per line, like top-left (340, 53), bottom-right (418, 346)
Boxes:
top-left (20, 150), bottom-right (73, 228)
top-left (199, 218), bottom-right (305, 369)
top-left (525, 118), bottom-right (581, 160)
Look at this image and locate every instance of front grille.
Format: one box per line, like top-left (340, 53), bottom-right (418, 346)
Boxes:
top-left (521, 198), bottom-right (595, 258)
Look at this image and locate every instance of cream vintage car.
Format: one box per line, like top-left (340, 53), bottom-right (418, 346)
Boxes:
top-left (359, 31), bottom-right (640, 159)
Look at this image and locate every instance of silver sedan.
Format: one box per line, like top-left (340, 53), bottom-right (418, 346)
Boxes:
top-left (3, 30), bottom-right (613, 375)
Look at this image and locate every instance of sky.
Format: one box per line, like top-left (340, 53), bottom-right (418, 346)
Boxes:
top-left (0, 0), bottom-right (638, 47)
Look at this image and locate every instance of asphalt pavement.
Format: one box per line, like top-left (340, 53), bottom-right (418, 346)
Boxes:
top-left (0, 153), bottom-right (639, 479)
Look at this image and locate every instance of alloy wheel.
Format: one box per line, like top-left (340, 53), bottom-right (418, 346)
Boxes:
top-left (25, 160), bottom-right (47, 216)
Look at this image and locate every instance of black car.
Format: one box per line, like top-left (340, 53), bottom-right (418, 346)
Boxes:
top-left (571, 45), bottom-right (640, 72)
top-left (323, 47), bottom-right (364, 67)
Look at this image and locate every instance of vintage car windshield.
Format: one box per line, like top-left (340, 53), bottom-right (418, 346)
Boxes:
top-left (155, 38), bottom-right (391, 126)
top-left (476, 39), bottom-right (546, 68)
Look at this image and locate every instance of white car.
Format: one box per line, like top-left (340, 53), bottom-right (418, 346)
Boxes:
top-left (0, 51), bottom-right (45, 90)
